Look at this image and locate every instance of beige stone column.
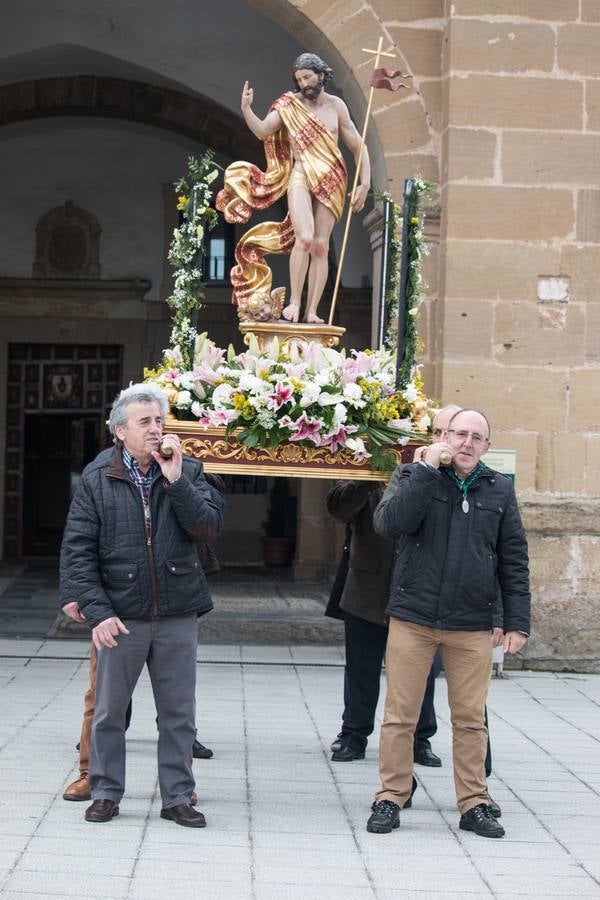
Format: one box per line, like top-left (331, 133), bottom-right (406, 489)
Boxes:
top-left (293, 479), bottom-right (339, 582)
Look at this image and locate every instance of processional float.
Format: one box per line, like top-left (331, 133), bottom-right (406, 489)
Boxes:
top-left (153, 39), bottom-right (435, 479)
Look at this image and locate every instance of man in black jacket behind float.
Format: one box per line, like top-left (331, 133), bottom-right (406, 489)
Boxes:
top-left (60, 383), bottom-right (224, 828)
top-left (367, 409), bottom-right (530, 839)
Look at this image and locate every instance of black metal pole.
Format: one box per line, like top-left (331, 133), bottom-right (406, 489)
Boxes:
top-left (395, 179), bottom-right (413, 389)
top-left (377, 197), bottom-right (392, 349)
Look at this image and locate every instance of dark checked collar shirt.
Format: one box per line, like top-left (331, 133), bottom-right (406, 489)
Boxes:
top-left (122, 446), bottom-right (159, 504)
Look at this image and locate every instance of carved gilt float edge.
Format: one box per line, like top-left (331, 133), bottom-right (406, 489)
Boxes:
top-left (164, 416), bottom-right (416, 480)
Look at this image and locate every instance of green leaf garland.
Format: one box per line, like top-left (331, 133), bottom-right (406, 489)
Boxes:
top-left (167, 152), bottom-right (220, 370)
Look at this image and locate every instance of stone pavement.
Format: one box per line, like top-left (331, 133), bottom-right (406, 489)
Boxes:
top-left (1, 639), bottom-right (600, 899)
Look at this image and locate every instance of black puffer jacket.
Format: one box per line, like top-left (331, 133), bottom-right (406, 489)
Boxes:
top-left (60, 447), bottom-right (224, 628)
top-left (373, 462), bottom-right (530, 633)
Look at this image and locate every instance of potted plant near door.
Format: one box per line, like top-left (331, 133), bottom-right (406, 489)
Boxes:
top-left (262, 478), bottom-right (295, 567)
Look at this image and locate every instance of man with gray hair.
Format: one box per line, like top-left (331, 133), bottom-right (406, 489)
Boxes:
top-left (60, 383), bottom-right (224, 827)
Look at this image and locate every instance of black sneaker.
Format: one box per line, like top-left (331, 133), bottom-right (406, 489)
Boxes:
top-left (192, 740), bottom-right (213, 759)
top-left (366, 800), bottom-right (400, 834)
top-left (459, 803), bottom-right (505, 838)
top-left (488, 795), bottom-right (502, 818)
top-left (371, 777), bottom-right (417, 812)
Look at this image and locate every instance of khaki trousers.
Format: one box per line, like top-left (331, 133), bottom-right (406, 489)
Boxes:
top-left (78, 643), bottom-right (97, 776)
top-left (376, 618), bottom-right (492, 815)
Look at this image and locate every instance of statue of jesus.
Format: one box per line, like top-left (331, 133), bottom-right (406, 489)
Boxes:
top-left (217, 53), bottom-right (371, 325)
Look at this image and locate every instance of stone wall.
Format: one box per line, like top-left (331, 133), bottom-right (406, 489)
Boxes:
top-left (437, 1), bottom-right (600, 670)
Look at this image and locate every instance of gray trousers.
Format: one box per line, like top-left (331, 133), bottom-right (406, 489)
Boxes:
top-left (89, 613), bottom-right (197, 808)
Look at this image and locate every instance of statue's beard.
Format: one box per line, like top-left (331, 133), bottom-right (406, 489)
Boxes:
top-left (301, 81), bottom-right (323, 101)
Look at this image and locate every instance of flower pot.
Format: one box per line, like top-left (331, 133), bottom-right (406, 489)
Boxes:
top-left (262, 536), bottom-right (295, 568)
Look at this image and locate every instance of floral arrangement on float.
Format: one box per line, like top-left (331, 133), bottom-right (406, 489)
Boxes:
top-left (145, 155), bottom-right (437, 471)
top-left (145, 334), bottom-right (435, 468)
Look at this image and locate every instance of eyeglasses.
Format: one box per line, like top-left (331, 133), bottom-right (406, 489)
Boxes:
top-left (447, 429), bottom-right (489, 446)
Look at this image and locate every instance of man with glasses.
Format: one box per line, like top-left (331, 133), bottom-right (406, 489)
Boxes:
top-left (367, 409), bottom-right (530, 838)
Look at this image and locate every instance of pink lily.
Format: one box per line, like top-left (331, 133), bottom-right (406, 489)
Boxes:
top-left (288, 412), bottom-right (324, 446)
top-left (198, 409), bottom-right (239, 427)
top-left (321, 423), bottom-right (359, 454)
top-left (341, 352), bottom-right (372, 384)
top-left (193, 362), bottom-right (221, 385)
top-left (267, 382), bottom-right (294, 411)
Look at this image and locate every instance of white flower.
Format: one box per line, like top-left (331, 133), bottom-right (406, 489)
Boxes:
top-left (403, 383), bottom-right (418, 403)
top-left (256, 409), bottom-right (277, 428)
top-left (388, 417), bottom-right (413, 431)
top-left (314, 370), bottom-right (332, 387)
top-left (178, 371), bottom-right (195, 391)
top-left (343, 382), bottom-right (363, 402)
top-left (191, 400), bottom-right (204, 418)
top-left (345, 437), bottom-right (371, 461)
top-left (299, 382), bottom-right (321, 407)
top-left (211, 383), bottom-right (234, 409)
top-left (317, 392), bottom-right (344, 407)
top-left (248, 392), bottom-right (268, 411)
top-left (418, 414), bottom-right (431, 431)
top-left (238, 372), bottom-right (264, 393)
top-left (333, 403), bottom-right (347, 426)
top-left (192, 381), bottom-right (206, 401)
top-left (206, 169), bottom-right (219, 184)
top-left (176, 390), bottom-right (192, 408)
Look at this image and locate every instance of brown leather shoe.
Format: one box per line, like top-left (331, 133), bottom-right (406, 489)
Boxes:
top-left (63, 774), bottom-right (91, 802)
top-left (85, 799), bottom-right (119, 823)
top-left (160, 803), bottom-right (206, 828)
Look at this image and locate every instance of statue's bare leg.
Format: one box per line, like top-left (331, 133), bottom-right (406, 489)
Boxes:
top-left (304, 200), bottom-right (336, 324)
top-left (283, 175), bottom-right (314, 323)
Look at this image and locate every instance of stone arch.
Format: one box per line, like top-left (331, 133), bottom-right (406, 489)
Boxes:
top-left (0, 75), bottom-right (260, 163)
top-left (247, 0), bottom-right (442, 196)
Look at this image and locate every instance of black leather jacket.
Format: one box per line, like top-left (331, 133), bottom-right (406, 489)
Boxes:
top-left (60, 447), bottom-right (224, 628)
top-left (374, 462), bottom-right (530, 634)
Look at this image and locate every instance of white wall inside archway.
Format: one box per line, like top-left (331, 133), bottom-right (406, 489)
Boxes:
top-left (0, 118), bottom-right (206, 293)
top-left (1, 0), bottom-right (377, 291)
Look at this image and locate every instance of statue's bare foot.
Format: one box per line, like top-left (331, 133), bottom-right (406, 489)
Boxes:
top-left (304, 313), bottom-right (324, 325)
top-left (282, 303), bottom-right (300, 323)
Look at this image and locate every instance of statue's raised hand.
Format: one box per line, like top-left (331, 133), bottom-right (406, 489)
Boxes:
top-left (241, 81), bottom-right (253, 111)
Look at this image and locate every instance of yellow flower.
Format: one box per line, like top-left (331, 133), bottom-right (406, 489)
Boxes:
top-left (411, 216), bottom-right (419, 224)
top-left (177, 196), bottom-right (189, 211)
top-left (196, 224), bottom-right (204, 240)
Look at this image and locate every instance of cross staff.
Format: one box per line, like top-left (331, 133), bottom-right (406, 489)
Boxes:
top-left (328, 38), bottom-right (409, 326)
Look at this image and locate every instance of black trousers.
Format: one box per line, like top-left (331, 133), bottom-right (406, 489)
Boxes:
top-left (340, 612), bottom-right (439, 752)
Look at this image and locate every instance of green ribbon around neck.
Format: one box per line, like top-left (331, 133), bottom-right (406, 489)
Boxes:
top-left (443, 462), bottom-right (485, 504)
